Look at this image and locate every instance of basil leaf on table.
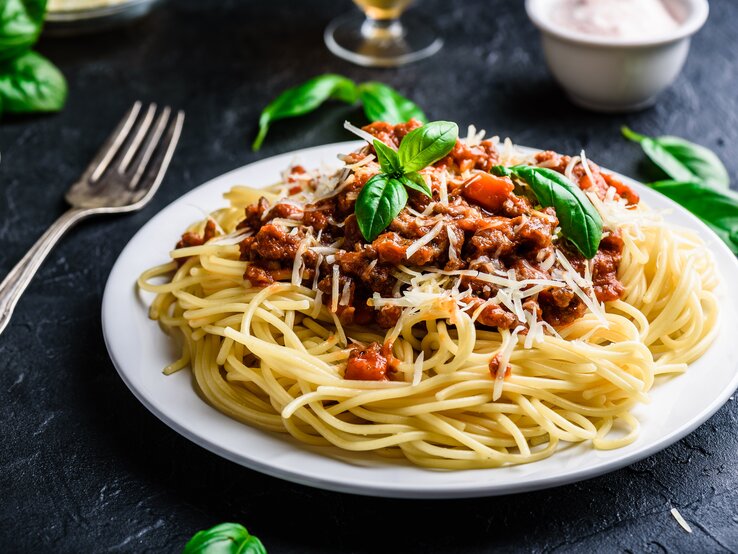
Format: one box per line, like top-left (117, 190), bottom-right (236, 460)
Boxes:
top-left (401, 171), bottom-right (432, 197)
top-left (372, 138), bottom-right (401, 175)
top-left (398, 120), bottom-right (458, 173)
top-left (355, 173), bottom-right (408, 241)
top-left (648, 179), bottom-right (738, 254)
top-left (358, 81), bottom-right (427, 124)
top-left (183, 522), bottom-right (266, 554)
top-left (0, 51), bottom-right (67, 115)
top-left (252, 74), bottom-right (358, 151)
top-left (493, 165), bottom-right (603, 259)
top-left (622, 126), bottom-right (729, 189)
top-left (0, 0), bottom-right (46, 62)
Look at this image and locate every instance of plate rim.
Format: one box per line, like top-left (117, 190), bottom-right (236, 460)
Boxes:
top-left (102, 140), bottom-right (738, 498)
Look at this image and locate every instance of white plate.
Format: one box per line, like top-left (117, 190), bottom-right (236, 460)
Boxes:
top-left (102, 141), bottom-right (738, 498)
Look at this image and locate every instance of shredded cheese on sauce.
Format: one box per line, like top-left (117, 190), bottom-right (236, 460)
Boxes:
top-left (405, 221), bottom-right (445, 259)
top-left (331, 264), bottom-right (340, 313)
top-left (493, 326), bottom-right (525, 401)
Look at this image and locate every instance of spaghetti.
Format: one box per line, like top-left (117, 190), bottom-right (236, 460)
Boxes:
top-left (139, 121), bottom-right (718, 469)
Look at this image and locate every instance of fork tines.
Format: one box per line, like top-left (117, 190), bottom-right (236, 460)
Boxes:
top-left (86, 101), bottom-right (185, 191)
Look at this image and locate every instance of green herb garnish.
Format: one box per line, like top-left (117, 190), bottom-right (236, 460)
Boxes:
top-left (0, 0), bottom-right (67, 118)
top-left (649, 180), bottom-right (738, 254)
top-left (622, 127), bottom-right (737, 254)
top-left (622, 126), bottom-right (729, 189)
top-left (252, 74), bottom-right (426, 151)
top-left (492, 165), bottom-right (603, 259)
top-left (183, 522), bottom-right (266, 554)
top-left (357, 81), bottom-right (426, 125)
top-left (355, 120), bottom-right (458, 241)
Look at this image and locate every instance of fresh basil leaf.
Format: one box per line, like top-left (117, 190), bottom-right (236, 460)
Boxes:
top-left (373, 139), bottom-right (401, 175)
top-left (355, 173), bottom-right (408, 241)
top-left (183, 522), bottom-right (266, 554)
top-left (253, 74), bottom-right (358, 151)
top-left (398, 121), bottom-right (458, 174)
top-left (358, 81), bottom-right (427, 125)
top-left (649, 179), bottom-right (738, 254)
top-left (491, 165), bottom-right (512, 177)
top-left (0, 0), bottom-right (46, 62)
top-left (0, 51), bottom-right (67, 115)
top-left (401, 171), bottom-right (431, 197)
top-left (622, 126), bottom-right (729, 189)
top-left (510, 166), bottom-right (603, 259)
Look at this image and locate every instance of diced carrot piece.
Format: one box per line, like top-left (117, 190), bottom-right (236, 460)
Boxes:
top-left (602, 173), bottom-right (640, 205)
top-left (462, 172), bottom-right (514, 212)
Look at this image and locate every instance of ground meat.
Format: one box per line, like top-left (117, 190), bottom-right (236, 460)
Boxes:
top-left (488, 354), bottom-right (512, 379)
top-left (363, 119), bottom-right (423, 148)
top-left (376, 305), bottom-right (402, 329)
top-left (240, 224), bottom-right (303, 263)
top-left (174, 219), bottom-right (217, 266)
top-left (264, 202), bottom-right (303, 222)
top-left (541, 295), bottom-right (587, 327)
top-left (467, 223), bottom-right (516, 258)
top-left (592, 232), bottom-right (625, 301)
top-left (302, 207), bottom-right (329, 231)
top-left (462, 297), bottom-right (518, 329)
top-left (244, 263), bottom-right (275, 287)
top-left (232, 121), bottom-right (629, 341)
top-left (512, 210), bottom-right (558, 251)
top-left (534, 151), bottom-right (640, 206)
top-left (341, 215), bottom-right (364, 251)
top-left (238, 197), bottom-right (269, 230)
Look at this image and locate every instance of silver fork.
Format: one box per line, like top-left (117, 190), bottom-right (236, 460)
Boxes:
top-left (0, 101), bottom-right (185, 336)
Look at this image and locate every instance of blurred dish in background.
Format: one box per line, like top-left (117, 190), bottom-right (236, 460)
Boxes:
top-left (526, 0), bottom-right (709, 112)
top-left (552, 0), bottom-right (680, 40)
top-left (45, 0), bottom-right (160, 36)
top-left (325, 0), bottom-right (442, 67)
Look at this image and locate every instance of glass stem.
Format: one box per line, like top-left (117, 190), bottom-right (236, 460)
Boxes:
top-left (361, 17), bottom-right (405, 41)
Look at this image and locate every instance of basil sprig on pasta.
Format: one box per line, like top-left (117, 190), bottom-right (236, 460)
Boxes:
top-left (493, 165), bottom-right (603, 259)
top-left (355, 121), bottom-right (458, 241)
top-left (183, 522), bottom-right (266, 554)
top-left (253, 74), bottom-right (426, 151)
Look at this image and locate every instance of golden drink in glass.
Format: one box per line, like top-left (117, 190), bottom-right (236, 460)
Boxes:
top-left (325, 0), bottom-right (441, 67)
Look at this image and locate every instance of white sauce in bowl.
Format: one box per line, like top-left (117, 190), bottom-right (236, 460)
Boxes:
top-left (551, 0), bottom-right (680, 40)
top-left (48, 0), bottom-right (131, 12)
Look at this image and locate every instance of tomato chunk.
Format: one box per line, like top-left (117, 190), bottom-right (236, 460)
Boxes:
top-left (345, 343), bottom-right (390, 381)
top-left (462, 172), bottom-right (515, 213)
top-left (602, 172), bottom-right (640, 205)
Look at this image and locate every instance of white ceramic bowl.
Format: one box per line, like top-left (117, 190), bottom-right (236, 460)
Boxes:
top-left (525, 0), bottom-right (709, 112)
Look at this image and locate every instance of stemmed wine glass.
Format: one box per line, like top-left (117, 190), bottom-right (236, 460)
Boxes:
top-left (324, 0), bottom-right (442, 67)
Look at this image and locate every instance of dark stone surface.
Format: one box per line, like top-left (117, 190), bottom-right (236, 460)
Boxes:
top-left (1, 0), bottom-right (737, 552)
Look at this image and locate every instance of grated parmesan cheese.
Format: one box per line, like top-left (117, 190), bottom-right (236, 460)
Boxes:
top-left (438, 172), bottom-right (449, 205)
top-left (580, 150), bottom-right (597, 189)
top-left (339, 278), bottom-right (352, 306)
top-left (331, 264), bottom-right (340, 312)
top-left (343, 120), bottom-right (379, 145)
top-left (405, 221), bottom-right (445, 259)
top-left (412, 351), bottom-right (425, 386)
top-left (291, 236), bottom-right (309, 286)
top-left (446, 226), bottom-right (458, 261)
top-left (343, 153), bottom-right (376, 170)
top-left (493, 326), bottom-right (524, 401)
top-left (564, 155), bottom-right (581, 182)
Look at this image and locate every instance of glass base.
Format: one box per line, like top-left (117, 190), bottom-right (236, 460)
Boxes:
top-left (324, 11), bottom-right (442, 68)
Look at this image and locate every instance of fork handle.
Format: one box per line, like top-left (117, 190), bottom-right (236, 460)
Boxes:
top-left (0, 208), bottom-right (91, 336)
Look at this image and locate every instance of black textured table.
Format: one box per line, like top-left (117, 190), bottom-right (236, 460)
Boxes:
top-left (2, 1), bottom-right (737, 552)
